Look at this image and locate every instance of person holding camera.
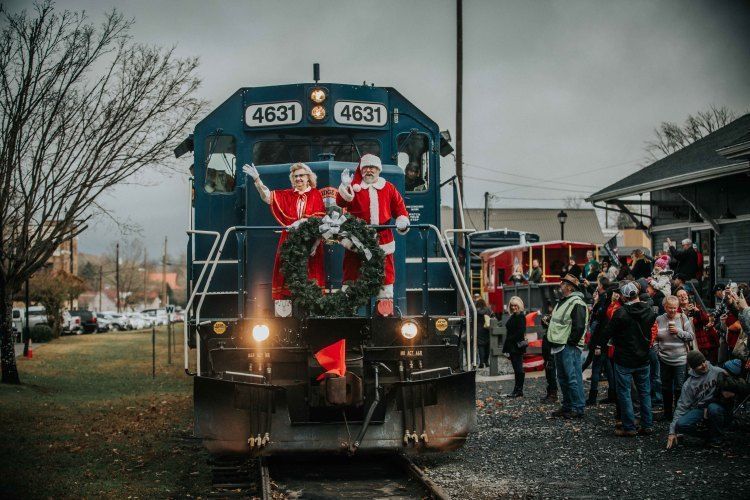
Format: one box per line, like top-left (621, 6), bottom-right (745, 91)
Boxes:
top-left (503, 296), bottom-right (528, 397)
top-left (651, 295), bottom-right (695, 421)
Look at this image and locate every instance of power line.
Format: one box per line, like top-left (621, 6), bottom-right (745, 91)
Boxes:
top-left (462, 174), bottom-right (591, 193)
top-left (464, 162), bottom-right (603, 189)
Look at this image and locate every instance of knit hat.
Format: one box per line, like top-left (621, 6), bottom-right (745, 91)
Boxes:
top-left (687, 350), bottom-right (706, 369)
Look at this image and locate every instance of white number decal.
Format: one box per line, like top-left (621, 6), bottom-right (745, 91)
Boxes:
top-left (334, 101), bottom-right (387, 126)
top-left (245, 102), bottom-right (302, 127)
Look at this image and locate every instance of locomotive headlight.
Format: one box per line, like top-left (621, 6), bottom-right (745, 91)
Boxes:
top-left (252, 324), bottom-right (270, 342)
top-left (400, 320), bottom-right (418, 340)
top-left (310, 88), bottom-right (326, 103)
top-left (310, 105), bottom-right (326, 120)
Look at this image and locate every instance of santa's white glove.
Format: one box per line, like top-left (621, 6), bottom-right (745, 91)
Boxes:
top-left (289, 218), bottom-right (307, 230)
top-left (243, 163), bottom-right (260, 181)
top-left (395, 215), bottom-right (410, 234)
top-left (340, 168), bottom-right (353, 187)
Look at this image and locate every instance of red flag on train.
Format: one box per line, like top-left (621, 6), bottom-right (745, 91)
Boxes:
top-left (315, 339), bottom-right (346, 381)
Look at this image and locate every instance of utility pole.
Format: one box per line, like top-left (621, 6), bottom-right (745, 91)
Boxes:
top-left (455, 0), bottom-right (464, 197)
top-left (162, 237), bottom-right (167, 307)
top-left (143, 249), bottom-right (147, 310)
top-left (98, 266), bottom-right (102, 312)
top-left (484, 192), bottom-right (490, 230)
top-left (115, 242), bottom-right (120, 313)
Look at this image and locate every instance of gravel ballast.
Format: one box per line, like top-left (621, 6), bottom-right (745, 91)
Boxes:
top-left (414, 374), bottom-right (750, 499)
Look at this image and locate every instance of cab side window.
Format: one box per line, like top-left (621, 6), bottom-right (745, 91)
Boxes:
top-left (204, 135), bottom-right (236, 194)
top-left (397, 133), bottom-right (429, 192)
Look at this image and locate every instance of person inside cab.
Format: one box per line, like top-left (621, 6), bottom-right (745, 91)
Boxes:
top-left (404, 162), bottom-right (426, 192)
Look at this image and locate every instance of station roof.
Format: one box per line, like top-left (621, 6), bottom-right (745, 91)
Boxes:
top-left (441, 207), bottom-right (606, 244)
top-left (587, 114), bottom-right (750, 202)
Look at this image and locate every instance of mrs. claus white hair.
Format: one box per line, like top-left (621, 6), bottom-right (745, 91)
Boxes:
top-left (289, 162), bottom-right (317, 188)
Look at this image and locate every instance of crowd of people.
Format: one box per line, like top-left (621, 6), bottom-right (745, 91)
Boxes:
top-left (490, 238), bottom-right (750, 449)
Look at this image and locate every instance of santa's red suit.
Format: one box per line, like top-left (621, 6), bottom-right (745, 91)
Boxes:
top-left (336, 155), bottom-right (409, 298)
top-left (265, 187), bottom-right (326, 299)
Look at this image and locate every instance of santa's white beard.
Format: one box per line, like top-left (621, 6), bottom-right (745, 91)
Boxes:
top-left (363, 172), bottom-right (378, 184)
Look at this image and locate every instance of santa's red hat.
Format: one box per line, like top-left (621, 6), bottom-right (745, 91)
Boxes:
top-left (351, 154), bottom-right (382, 193)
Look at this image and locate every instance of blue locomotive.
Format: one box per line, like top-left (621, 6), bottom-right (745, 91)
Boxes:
top-left (176, 66), bottom-right (478, 456)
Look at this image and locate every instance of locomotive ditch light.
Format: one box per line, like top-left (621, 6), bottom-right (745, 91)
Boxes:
top-left (310, 88), bottom-right (326, 103)
top-left (252, 324), bottom-right (270, 342)
top-left (311, 105), bottom-right (326, 120)
top-left (400, 320), bottom-right (418, 340)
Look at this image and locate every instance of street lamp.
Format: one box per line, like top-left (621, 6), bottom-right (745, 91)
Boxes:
top-left (557, 209), bottom-right (568, 240)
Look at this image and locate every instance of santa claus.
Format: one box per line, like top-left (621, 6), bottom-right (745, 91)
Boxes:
top-left (244, 162), bottom-right (326, 313)
top-left (336, 153), bottom-right (410, 299)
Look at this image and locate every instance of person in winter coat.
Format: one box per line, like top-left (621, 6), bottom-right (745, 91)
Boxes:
top-left (677, 289), bottom-right (719, 364)
top-left (476, 299), bottom-right (494, 368)
top-left (666, 238), bottom-right (699, 279)
top-left (630, 249), bottom-right (652, 280)
top-left (502, 296), bottom-right (527, 397)
top-left (583, 278), bottom-right (614, 405)
top-left (583, 250), bottom-right (600, 281)
top-left (651, 295), bottom-right (695, 420)
top-left (547, 274), bottom-right (588, 418)
top-left (666, 351), bottom-right (730, 449)
top-left (529, 259), bottom-right (543, 283)
top-left (560, 257), bottom-right (582, 281)
top-left (606, 281), bottom-right (657, 436)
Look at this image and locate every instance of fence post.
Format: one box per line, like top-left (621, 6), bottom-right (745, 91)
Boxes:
top-left (152, 326), bottom-right (156, 379)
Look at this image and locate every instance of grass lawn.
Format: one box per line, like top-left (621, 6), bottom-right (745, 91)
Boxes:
top-left (0, 327), bottom-right (211, 498)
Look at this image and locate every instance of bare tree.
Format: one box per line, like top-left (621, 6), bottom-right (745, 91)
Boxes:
top-left (644, 105), bottom-right (737, 162)
top-left (0, 2), bottom-right (205, 383)
top-left (30, 269), bottom-right (85, 337)
top-left (563, 196), bottom-right (584, 209)
top-left (101, 239), bottom-right (146, 309)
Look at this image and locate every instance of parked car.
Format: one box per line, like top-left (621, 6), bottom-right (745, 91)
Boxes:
top-left (126, 312), bottom-right (150, 330)
top-left (142, 308), bottom-right (168, 326)
top-left (69, 310), bottom-right (98, 334)
top-left (101, 312), bottom-right (129, 331)
top-left (94, 313), bottom-right (111, 333)
top-left (62, 310), bottom-right (82, 335)
top-left (12, 306), bottom-right (48, 335)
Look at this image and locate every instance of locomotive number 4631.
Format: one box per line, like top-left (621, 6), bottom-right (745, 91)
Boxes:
top-left (245, 102), bottom-right (302, 127)
top-left (334, 101), bottom-right (387, 126)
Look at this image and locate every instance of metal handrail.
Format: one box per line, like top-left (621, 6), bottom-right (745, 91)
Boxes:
top-left (184, 229), bottom-right (221, 375)
top-left (443, 228), bottom-right (478, 368)
top-left (189, 223), bottom-right (476, 375)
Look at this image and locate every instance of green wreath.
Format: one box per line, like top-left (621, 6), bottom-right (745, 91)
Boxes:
top-left (280, 211), bottom-right (385, 317)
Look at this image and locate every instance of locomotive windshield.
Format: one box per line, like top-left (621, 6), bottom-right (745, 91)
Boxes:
top-left (252, 135), bottom-right (381, 166)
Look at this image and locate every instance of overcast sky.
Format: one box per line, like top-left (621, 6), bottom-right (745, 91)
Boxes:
top-left (8, 0), bottom-right (750, 257)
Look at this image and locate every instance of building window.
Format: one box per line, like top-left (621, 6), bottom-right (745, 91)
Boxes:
top-left (204, 135), bottom-right (236, 194)
top-left (397, 133), bottom-right (429, 192)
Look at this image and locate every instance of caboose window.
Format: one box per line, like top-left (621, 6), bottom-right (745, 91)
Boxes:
top-left (397, 133), bottom-right (429, 192)
top-left (253, 140), bottom-right (311, 166)
top-left (321, 138), bottom-right (380, 162)
top-left (204, 135), bottom-right (236, 194)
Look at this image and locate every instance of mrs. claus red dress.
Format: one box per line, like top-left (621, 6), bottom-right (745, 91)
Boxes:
top-left (267, 187), bottom-right (326, 299)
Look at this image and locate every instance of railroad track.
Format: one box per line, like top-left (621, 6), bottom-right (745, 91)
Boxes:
top-left (210, 454), bottom-right (450, 499)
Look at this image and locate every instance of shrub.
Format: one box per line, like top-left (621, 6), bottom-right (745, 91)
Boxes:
top-left (30, 324), bottom-right (54, 343)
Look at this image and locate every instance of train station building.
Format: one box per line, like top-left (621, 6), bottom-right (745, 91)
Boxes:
top-left (587, 114), bottom-right (750, 296)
